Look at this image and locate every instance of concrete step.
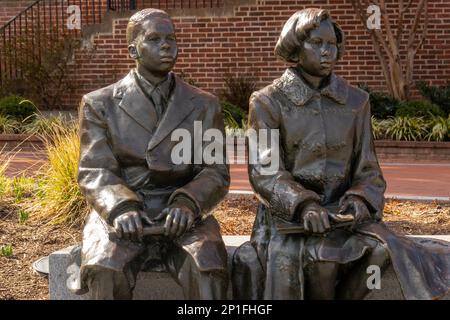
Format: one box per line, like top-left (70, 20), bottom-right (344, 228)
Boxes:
top-left (46, 235), bottom-right (450, 300)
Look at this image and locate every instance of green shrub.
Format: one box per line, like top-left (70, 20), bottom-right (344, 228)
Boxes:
top-left (359, 84), bottom-right (399, 119)
top-left (220, 72), bottom-right (257, 114)
top-left (11, 176), bottom-right (35, 203)
top-left (0, 95), bottom-right (37, 121)
top-left (1, 35), bottom-right (78, 110)
top-left (417, 81), bottom-right (450, 116)
top-left (384, 116), bottom-right (428, 141)
top-left (426, 115), bottom-right (450, 142)
top-left (18, 210), bottom-right (29, 224)
top-left (371, 116), bottom-right (389, 140)
top-left (0, 115), bottom-right (20, 133)
top-left (0, 112), bottom-right (71, 135)
top-left (366, 114), bottom-right (450, 142)
top-left (221, 100), bottom-right (245, 129)
top-left (0, 245), bottom-right (13, 257)
top-left (396, 100), bottom-right (444, 119)
top-left (21, 114), bottom-right (69, 135)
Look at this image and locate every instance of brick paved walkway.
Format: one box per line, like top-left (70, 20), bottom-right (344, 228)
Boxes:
top-left (2, 151), bottom-right (450, 199)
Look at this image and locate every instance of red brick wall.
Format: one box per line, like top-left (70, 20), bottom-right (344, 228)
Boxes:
top-left (2, 0), bottom-right (450, 109)
top-left (0, 0), bottom-right (36, 26)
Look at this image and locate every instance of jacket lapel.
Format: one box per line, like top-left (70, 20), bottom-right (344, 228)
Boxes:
top-left (114, 71), bottom-right (158, 133)
top-left (147, 74), bottom-right (196, 151)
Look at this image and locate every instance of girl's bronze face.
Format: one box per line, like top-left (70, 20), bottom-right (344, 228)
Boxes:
top-left (298, 19), bottom-right (338, 78)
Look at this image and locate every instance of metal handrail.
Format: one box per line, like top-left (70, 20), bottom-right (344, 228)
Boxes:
top-left (0, 0), bottom-right (41, 33)
top-left (0, 0), bottom-right (105, 86)
top-left (0, 0), bottom-right (224, 87)
top-left (107, 0), bottom-right (222, 11)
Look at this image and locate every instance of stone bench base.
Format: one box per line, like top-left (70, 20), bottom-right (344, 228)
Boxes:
top-left (48, 235), bottom-right (450, 300)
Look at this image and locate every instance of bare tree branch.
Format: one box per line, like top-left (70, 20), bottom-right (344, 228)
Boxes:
top-left (414, 0), bottom-right (428, 53)
top-left (379, 0), bottom-right (400, 59)
top-left (405, 0), bottom-right (415, 10)
top-left (397, 0), bottom-right (405, 48)
top-left (405, 0), bottom-right (428, 92)
top-left (359, 0), bottom-right (396, 62)
top-left (350, 0), bottom-right (394, 96)
top-left (397, 1), bottom-right (414, 52)
top-left (407, 0), bottom-right (427, 50)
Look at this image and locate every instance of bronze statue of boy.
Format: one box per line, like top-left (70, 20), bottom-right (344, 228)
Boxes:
top-left (74, 9), bottom-right (229, 299)
top-left (232, 8), bottom-right (450, 300)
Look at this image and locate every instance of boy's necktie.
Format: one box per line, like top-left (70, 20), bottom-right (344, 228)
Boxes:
top-left (151, 87), bottom-right (165, 122)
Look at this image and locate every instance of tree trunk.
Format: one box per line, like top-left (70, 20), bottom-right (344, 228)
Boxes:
top-left (350, 0), bottom-right (428, 101)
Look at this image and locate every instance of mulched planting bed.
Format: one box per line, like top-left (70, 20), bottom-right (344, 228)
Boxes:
top-left (215, 195), bottom-right (450, 235)
top-left (1, 195), bottom-right (449, 300)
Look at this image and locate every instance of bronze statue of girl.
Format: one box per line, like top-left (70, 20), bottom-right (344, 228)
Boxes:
top-left (232, 8), bottom-right (450, 300)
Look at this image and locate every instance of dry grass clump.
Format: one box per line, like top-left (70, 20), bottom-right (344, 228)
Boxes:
top-left (26, 123), bottom-right (89, 226)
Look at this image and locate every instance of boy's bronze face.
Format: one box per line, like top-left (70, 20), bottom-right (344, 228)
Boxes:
top-left (130, 17), bottom-right (178, 76)
top-left (298, 19), bottom-right (338, 78)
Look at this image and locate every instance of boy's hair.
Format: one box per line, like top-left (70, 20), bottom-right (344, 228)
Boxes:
top-left (274, 8), bottom-right (345, 63)
top-left (126, 8), bottom-right (173, 45)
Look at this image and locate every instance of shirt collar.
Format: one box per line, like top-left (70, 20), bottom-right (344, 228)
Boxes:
top-left (273, 67), bottom-right (348, 106)
top-left (134, 69), bottom-right (174, 104)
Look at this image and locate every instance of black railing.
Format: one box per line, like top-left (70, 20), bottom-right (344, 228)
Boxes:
top-left (0, 0), bottom-right (224, 87)
top-left (0, 0), bottom-right (105, 87)
top-left (107, 0), bottom-right (223, 11)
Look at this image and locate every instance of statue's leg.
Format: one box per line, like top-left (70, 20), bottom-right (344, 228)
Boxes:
top-left (85, 266), bottom-right (137, 300)
top-left (165, 246), bottom-right (228, 300)
top-left (263, 234), bottom-right (304, 300)
top-left (336, 242), bottom-right (390, 300)
top-left (304, 261), bottom-right (340, 299)
top-left (80, 211), bottom-right (145, 300)
top-left (231, 241), bottom-right (265, 300)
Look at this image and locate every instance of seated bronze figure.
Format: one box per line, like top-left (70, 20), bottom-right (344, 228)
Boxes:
top-left (73, 9), bottom-right (229, 299)
top-left (232, 8), bottom-right (450, 300)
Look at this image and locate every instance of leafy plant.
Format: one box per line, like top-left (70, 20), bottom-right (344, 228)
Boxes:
top-left (0, 152), bottom-right (11, 198)
top-left (223, 109), bottom-right (240, 129)
top-left (359, 83), bottom-right (399, 119)
top-left (426, 115), bottom-right (450, 142)
top-left (417, 81), bottom-right (450, 116)
top-left (225, 127), bottom-right (247, 138)
top-left (220, 72), bottom-right (257, 114)
top-left (1, 33), bottom-right (79, 110)
top-left (370, 114), bottom-right (449, 141)
top-left (12, 179), bottom-right (25, 203)
top-left (0, 95), bottom-right (37, 121)
top-left (21, 114), bottom-right (69, 135)
top-left (11, 176), bottom-right (35, 203)
top-left (0, 115), bottom-right (20, 134)
top-left (384, 116), bottom-right (428, 141)
top-left (0, 112), bottom-right (72, 135)
top-left (221, 100), bottom-right (246, 129)
top-left (18, 210), bottom-right (29, 224)
top-left (1, 245), bottom-right (13, 257)
top-left (27, 123), bottom-right (89, 226)
top-left (396, 100), bottom-right (444, 119)
top-left (371, 116), bottom-right (389, 140)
